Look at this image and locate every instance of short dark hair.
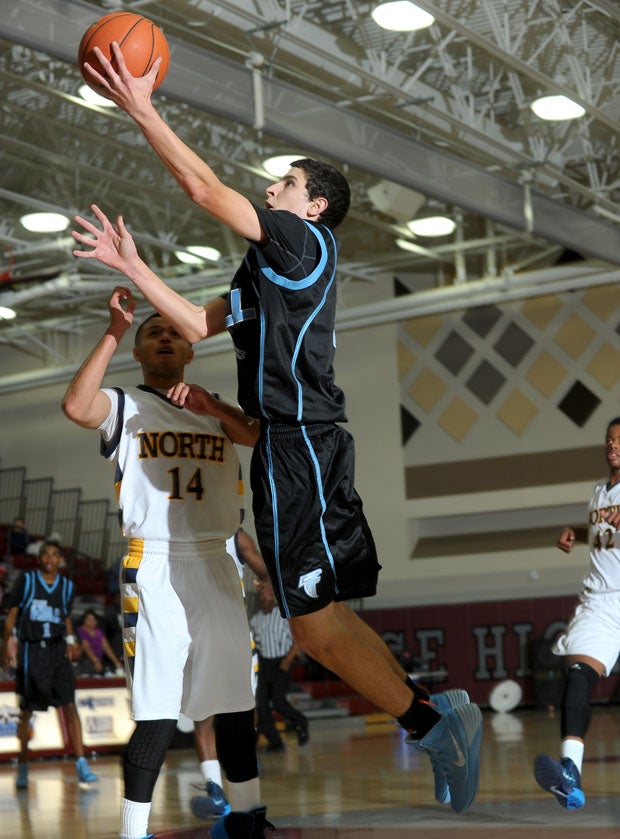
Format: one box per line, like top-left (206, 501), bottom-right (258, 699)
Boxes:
top-left (134, 312), bottom-right (161, 346)
top-left (292, 158), bottom-right (351, 229)
top-left (134, 312), bottom-right (193, 349)
top-left (607, 417), bottom-right (620, 434)
top-left (39, 539), bottom-right (62, 556)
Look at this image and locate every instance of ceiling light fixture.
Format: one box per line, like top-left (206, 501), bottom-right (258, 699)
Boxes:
top-left (371, 1), bottom-right (435, 32)
top-left (20, 212), bottom-right (70, 233)
top-left (530, 95), bottom-right (585, 121)
top-left (78, 84), bottom-right (117, 108)
top-left (175, 245), bottom-right (222, 265)
top-left (0, 306), bottom-right (17, 320)
top-left (407, 216), bottom-right (456, 237)
top-left (262, 154), bottom-right (303, 177)
top-left (395, 237), bottom-right (423, 253)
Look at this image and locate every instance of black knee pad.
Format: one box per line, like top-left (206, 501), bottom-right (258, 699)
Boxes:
top-left (123, 719), bottom-right (177, 802)
top-left (561, 662), bottom-right (599, 740)
top-left (214, 709), bottom-right (258, 783)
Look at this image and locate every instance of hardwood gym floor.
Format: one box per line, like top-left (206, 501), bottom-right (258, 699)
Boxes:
top-left (2, 706), bottom-right (620, 838)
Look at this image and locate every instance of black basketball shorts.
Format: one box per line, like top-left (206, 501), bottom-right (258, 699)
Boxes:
top-left (250, 422), bottom-right (381, 618)
top-left (17, 639), bottom-right (76, 711)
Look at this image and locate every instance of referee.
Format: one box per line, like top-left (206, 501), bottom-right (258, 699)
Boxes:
top-left (250, 580), bottom-right (309, 752)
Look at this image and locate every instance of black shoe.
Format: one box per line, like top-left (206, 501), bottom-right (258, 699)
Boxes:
top-left (262, 742), bottom-right (285, 753)
top-left (211, 805), bottom-right (275, 838)
top-left (295, 722), bottom-right (309, 745)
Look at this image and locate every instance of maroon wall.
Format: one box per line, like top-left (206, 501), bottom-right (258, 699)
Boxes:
top-left (362, 595), bottom-right (620, 707)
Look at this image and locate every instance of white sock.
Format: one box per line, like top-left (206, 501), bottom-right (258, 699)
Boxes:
top-left (227, 777), bottom-right (260, 812)
top-left (120, 798), bottom-right (151, 839)
top-left (201, 759), bottom-right (222, 787)
top-left (561, 739), bottom-right (585, 774)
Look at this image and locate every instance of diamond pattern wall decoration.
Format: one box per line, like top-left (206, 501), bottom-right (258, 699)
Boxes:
top-left (554, 314), bottom-right (596, 360)
top-left (435, 331), bottom-right (474, 375)
top-left (558, 381), bottom-right (601, 427)
top-left (466, 360), bottom-right (506, 405)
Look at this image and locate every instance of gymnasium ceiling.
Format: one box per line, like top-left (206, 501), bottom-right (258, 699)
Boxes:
top-left (0, 0), bottom-right (619, 393)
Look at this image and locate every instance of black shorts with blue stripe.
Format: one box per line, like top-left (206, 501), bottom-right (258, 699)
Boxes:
top-left (17, 638), bottom-right (75, 711)
top-left (251, 422), bottom-right (381, 619)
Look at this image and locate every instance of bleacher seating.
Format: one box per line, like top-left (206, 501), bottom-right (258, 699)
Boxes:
top-left (0, 463), bottom-right (116, 601)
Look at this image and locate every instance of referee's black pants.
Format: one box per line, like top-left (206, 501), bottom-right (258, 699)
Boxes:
top-left (256, 655), bottom-right (307, 747)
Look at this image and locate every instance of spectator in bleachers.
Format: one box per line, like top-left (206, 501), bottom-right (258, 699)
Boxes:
top-left (26, 530), bottom-right (63, 558)
top-left (102, 591), bottom-right (124, 663)
top-left (76, 608), bottom-right (123, 676)
top-left (7, 518), bottom-right (31, 556)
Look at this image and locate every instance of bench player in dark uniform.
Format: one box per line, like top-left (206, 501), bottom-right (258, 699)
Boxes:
top-left (73, 42), bottom-right (484, 830)
top-left (0, 539), bottom-right (98, 790)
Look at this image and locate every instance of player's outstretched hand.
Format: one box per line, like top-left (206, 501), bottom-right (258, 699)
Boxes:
top-left (168, 383), bottom-right (217, 416)
top-left (82, 41), bottom-right (160, 114)
top-left (108, 286), bottom-right (136, 331)
top-left (73, 204), bottom-right (140, 275)
top-left (557, 527), bottom-right (576, 553)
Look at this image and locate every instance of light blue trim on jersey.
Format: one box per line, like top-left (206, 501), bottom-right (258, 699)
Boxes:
top-left (291, 226), bottom-right (338, 420)
top-left (36, 570), bottom-right (59, 596)
top-left (292, 264), bottom-right (337, 421)
top-left (266, 423), bottom-right (339, 618)
top-left (226, 286), bottom-right (256, 327)
top-left (301, 425), bottom-right (338, 592)
top-left (257, 302), bottom-right (269, 419)
top-left (255, 225), bottom-right (338, 421)
top-left (20, 571), bottom-right (34, 609)
top-left (257, 222), bottom-right (329, 290)
top-left (265, 424), bottom-right (290, 617)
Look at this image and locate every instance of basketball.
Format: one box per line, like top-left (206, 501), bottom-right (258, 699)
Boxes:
top-left (78, 12), bottom-right (170, 93)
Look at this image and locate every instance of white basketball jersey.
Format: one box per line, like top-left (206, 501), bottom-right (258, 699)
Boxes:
top-left (100, 386), bottom-right (241, 542)
top-left (583, 478), bottom-right (620, 593)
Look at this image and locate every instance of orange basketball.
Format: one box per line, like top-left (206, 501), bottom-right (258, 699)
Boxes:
top-left (78, 12), bottom-right (170, 93)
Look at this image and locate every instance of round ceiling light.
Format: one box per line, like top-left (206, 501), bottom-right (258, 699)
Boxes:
top-left (371, 1), bottom-right (434, 32)
top-left (395, 238), bottom-right (423, 253)
top-left (406, 216), bottom-right (456, 237)
top-left (20, 212), bottom-right (71, 233)
top-left (530, 95), bottom-right (585, 121)
top-left (175, 245), bottom-right (222, 265)
top-left (262, 154), bottom-right (303, 177)
top-left (78, 84), bottom-right (117, 108)
top-left (0, 306), bottom-right (17, 320)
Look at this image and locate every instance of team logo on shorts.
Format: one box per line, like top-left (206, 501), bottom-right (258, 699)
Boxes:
top-left (298, 569), bottom-right (322, 598)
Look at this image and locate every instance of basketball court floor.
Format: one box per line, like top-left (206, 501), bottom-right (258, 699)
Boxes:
top-left (2, 706), bottom-right (620, 838)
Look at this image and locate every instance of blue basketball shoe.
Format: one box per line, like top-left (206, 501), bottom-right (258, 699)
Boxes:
top-left (76, 756), bottom-right (98, 784)
top-left (191, 779), bottom-right (232, 819)
top-left (406, 688), bottom-right (470, 804)
top-left (416, 701), bottom-right (483, 814)
top-left (211, 805), bottom-right (274, 838)
top-left (534, 754), bottom-right (585, 809)
top-left (15, 761), bottom-right (28, 790)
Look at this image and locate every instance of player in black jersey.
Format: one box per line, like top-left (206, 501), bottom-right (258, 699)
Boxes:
top-left (0, 540), bottom-right (98, 790)
top-left (74, 42), bottom-right (484, 827)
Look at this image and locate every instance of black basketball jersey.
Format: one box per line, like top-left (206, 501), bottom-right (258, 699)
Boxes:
top-left (5, 570), bottom-right (75, 642)
top-left (225, 203), bottom-right (347, 424)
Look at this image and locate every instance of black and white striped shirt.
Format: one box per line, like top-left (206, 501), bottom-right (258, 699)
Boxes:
top-left (249, 606), bottom-right (294, 659)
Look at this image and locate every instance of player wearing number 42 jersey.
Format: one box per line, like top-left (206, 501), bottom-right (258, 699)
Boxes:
top-left (535, 417), bottom-right (620, 811)
top-left (62, 287), bottom-right (264, 839)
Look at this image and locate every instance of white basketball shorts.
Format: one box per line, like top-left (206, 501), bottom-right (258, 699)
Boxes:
top-left (121, 538), bottom-right (254, 721)
top-left (552, 590), bottom-right (620, 676)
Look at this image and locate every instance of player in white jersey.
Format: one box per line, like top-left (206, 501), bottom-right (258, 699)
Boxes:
top-left (191, 527), bottom-right (268, 820)
top-left (535, 417), bottom-right (620, 811)
top-left (62, 287), bottom-right (266, 839)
